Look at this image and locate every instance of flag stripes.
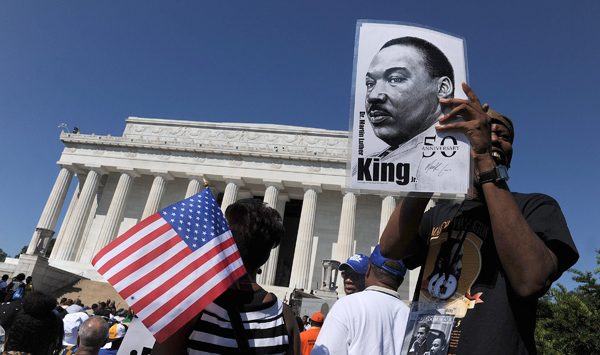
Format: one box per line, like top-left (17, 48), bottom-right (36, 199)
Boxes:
top-left (92, 188), bottom-right (246, 343)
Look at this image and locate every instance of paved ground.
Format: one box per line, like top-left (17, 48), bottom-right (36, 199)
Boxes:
top-left (52, 279), bottom-right (128, 310)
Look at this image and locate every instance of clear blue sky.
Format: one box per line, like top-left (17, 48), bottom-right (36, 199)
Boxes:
top-left (1, 1), bottom-right (598, 290)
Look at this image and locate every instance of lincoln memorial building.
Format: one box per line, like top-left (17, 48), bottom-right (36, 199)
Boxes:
top-left (25, 117), bottom-right (450, 300)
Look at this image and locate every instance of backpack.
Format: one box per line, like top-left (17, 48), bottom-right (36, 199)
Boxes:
top-left (11, 285), bottom-right (24, 300)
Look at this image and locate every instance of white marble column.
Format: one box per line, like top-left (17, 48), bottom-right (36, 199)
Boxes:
top-left (220, 177), bottom-right (244, 212)
top-left (262, 193), bottom-right (289, 286)
top-left (27, 166), bottom-right (75, 254)
top-left (75, 192), bottom-right (100, 263)
top-left (54, 166), bottom-right (106, 261)
top-left (256, 181), bottom-right (283, 285)
top-left (93, 169), bottom-right (140, 256)
top-left (333, 190), bottom-right (358, 264)
top-left (49, 180), bottom-right (81, 260)
top-left (379, 195), bottom-right (398, 241)
top-left (185, 174), bottom-right (208, 198)
top-left (141, 172), bottom-right (173, 219)
top-left (289, 184), bottom-right (321, 289)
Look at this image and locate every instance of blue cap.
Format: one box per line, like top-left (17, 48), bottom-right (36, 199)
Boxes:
top-left (338, 254), bottom-right (369, 274)
top-left (370, 245), bottom-right (407, 278)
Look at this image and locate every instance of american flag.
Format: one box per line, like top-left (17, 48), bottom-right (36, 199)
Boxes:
top-left (92, 188), bottom-right (247, 343)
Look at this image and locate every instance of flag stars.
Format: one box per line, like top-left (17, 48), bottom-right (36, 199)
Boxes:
top-left (160, 191), bottom-right (230, 251)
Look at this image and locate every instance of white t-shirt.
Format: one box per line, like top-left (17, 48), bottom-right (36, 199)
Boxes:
top-left (312, 286), bottom-right (410, 355)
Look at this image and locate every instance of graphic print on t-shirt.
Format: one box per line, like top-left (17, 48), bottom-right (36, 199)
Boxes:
top-left (419, 217), bottom-right (489, 318)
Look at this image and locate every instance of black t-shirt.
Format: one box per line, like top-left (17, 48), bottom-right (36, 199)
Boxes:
top-left (406, 193), bottom-right (579, 355)
top-left (0, 300), bottom-right (23, 331)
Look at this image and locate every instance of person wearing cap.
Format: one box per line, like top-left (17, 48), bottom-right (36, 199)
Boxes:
top-left (300, 312), bottom-right (324, 355)
top-left (312, 245), bottom-right (409, 355)
top-left (338, 254), bottom-right (369, 295)
top-left (98, 323), bottom-right (128, 355)
top-left (63, 304), bottom-right (90, 350)
top-left (380, 83), bottom-right (579, 355)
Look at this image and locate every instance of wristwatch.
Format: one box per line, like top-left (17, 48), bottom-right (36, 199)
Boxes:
top-left (478, 165), bottom-right (509, 185)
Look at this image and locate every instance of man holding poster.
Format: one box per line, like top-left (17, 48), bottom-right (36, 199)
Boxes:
top-left (381, 84), bottom-right (579, 354)
top-left (350, 22), bottom-right (470, 194)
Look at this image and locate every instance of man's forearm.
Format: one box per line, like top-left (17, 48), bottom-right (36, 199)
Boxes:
top-left (478, 156), bottom-right (558, 298)
top-left (379, 194), bottom-right (431, 260)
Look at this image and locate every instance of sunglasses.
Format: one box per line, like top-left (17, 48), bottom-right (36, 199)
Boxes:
top-left (341, 270), bottom-right (365, 281)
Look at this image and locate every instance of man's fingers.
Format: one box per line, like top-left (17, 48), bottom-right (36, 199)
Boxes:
top-left (461, 83), bottom-right (482, 106)
top-left (438, 103), bottom-right (481, 122)
top-left (482, 103), bottom-right (489, 112)
top-left (438, 104), bottom-right (467, 122)
top-left (435, 121), bottom-right (466, 132)
top-left (439, 98), bottom-right (470, 107)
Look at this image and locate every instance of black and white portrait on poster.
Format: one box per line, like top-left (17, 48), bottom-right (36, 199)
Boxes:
top-left (349, 21), bottom-right (471, 194)
top-left (401, 310), bottom-right (455, 355)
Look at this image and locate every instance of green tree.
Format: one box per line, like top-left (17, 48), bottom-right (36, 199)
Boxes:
top-left (14, 245), bottom-right (27, 259)
top-left (0, 248), bottom-right (7, 262)
top-left (535, 250), bottom-right (600, 354)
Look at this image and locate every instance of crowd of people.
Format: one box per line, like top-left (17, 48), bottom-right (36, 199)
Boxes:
top-left (1, 274), bottom-right (34, 302)
top-left (0, 284), bottom-right (133, 355)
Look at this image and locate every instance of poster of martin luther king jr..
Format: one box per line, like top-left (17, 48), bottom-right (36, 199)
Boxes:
top-left (349, 21), bottom-right (471, 195)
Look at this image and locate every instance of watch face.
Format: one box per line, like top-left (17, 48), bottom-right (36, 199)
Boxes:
top-left (498, 166), bottom-right (509, 181)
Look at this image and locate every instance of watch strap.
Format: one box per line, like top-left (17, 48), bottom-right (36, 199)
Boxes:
top-left (479, 166), bottom-right (508, 185)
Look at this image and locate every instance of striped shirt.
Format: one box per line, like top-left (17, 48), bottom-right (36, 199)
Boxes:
top-left (187, 289), bottom-right (289, 354)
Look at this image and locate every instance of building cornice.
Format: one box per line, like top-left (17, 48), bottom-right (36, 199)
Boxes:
top-left (61, 117), bottom-right (350, 164)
